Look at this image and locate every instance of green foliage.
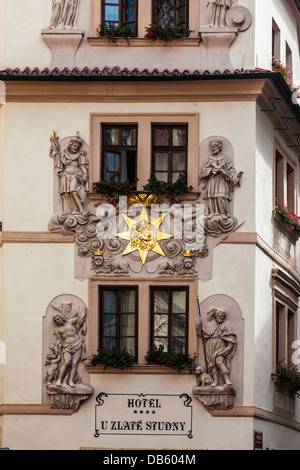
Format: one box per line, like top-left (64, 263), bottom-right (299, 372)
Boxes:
top-left (92, 170), bottom-right (137, 205)
top-left (142, 174), bottom-right (193, 203)
top-left (145, 344), bottom-right (196, 373)
top-left (97, 22), bottom-right (136, 42)
top-left (276, 360), bottom-right (300, 397)
top-left (91, 347), bottom-right (136, 370)
top-left (145, 24), bottom-right (192, 42)
top-left (93, 171), bottom-right (193, 205)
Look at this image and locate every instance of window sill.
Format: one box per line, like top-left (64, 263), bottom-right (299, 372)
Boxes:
top-left (271, 373), bottom-right (296, 419)
top-left (89, 191), bottom-right (201, 203)
top-left (273, 210), bottom-right (300, 245)
top-left (86, 364), bottom-right (193, 374)
top-left (87, 37), bottom-right (200, 47)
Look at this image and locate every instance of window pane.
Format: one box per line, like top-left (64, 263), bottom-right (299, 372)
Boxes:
top-left (124, 6), bottom-right (135, 22)
top-left (103, 290), bottom-right (117, 313)
top-left (121, 290), bottom-right (136, 313)
top-left (155, 172), bottom-right (168, 182)
top-left (105, 128), bottom-right (119, 145)
top-left (172, 291), bottom-right (186, 313)
top-left (122, 128), bottom-right (136, 146)
top-left (159, 0), bottom-right (175, 27)
top-left (154, 128), bottom-right (170, 146)
top-left (172, 314), bottom-right (185, 336)
top-left (105, 5), bottom-right (119, 22)
top-left (104, 337), bottom-right (117, 349)
top-left (121, 313), bottom-right (135, 336)
top-left (172, 172), bottom-right (181, 183)
top-left (121, 337), bottom-right (135, 353)
top-left (154, 314), bottom-right (168, 336)
top-left (105, 152), bottom-right (119, 179)
top-left (155, 152), bottom-right (168, 170)
top-left (177, 6), bottom-right (186, 25)
top-left (172, 152), bottom-right (186, 171)
top-left (103, 314), bottom-right (117, 336)
top-left (154, 290), bottom-right (169, 313)
top-left (173, 128), bottom-right (187, 146)
top-left (171, 337), bottom-right (185, 353)
top-left (154, 337), bottom-right (168, 351)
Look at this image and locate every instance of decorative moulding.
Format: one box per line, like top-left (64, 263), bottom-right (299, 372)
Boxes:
top-left (42, 29), bottom-right (84, 70)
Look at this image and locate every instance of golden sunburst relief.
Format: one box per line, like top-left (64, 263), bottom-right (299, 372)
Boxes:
top-left (115, 206), bottom-right (173, 264)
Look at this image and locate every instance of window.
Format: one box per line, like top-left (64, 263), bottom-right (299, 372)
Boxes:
top-left (99, 286), bottom-right (138, 358)
top-left (272, 19), bottom-right (280, 58)
top-left (285, 42), bottom-right (293, 76)
top-left (272, 268), bottom-right (300, 417)
top-left (150, 286), bottom-right (189, 353)
top-left (152, 124), bottom-right (188, 183)
top-left (102, 124), bottom-right (137, 182)
top-left (102, 0), bottom-right (137, 31)
top-left (274, 144), bottom-right (296, 213)
top-left (153, 0), bottom-right (188, 27)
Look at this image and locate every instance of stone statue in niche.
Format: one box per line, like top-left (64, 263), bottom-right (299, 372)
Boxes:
top-left (193, 306), bottom-right (237, 410)
top-left (203, 0), bottom-right (234, 28)
top-left (44, 299), bottom-right (93, 411)
top-left (49, 0), bottom-right (80, 29)
top-left (200, 140), bottom-right (242, 236)
top-left (48, 132), bottom-right (90, 235)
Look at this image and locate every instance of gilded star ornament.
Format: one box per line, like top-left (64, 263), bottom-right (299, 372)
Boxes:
top-left (115, 207), bottom-right (173, 264)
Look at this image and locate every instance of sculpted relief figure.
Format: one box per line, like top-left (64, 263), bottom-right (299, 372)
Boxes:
top-left (203, 0), bottom-right (234, 28)
top-left (44, 300), bottom-right (93, 411)
top-left (194, 307), bottom-right (237, 410)
top-left (49, 133), bottom-right (90, 235)
top-left (200, 140), bottom-right (242, 236)
top-left (49, 0), bottom-right (80, 29)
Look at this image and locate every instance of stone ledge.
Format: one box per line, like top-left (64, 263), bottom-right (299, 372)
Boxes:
top-left (86, 364), bottom-right (193, 374)
top-left (87, 37), bottom-right (200, 47)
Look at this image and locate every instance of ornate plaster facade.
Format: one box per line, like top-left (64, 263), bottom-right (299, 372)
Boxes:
top-left (1, 0), bottom-right (300, 451)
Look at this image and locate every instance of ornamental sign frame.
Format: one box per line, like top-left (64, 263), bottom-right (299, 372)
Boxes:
top-left (94, 392), bottom-right (193, 439)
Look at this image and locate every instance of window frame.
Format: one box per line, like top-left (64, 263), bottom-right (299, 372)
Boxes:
top-left (152, 0), bottom-right (189, 28)
top-left (150, 285), bottom-right (189, 354)
top-left (88, 277), bottom-right (197, 366)
top-left (90, 113), bottom-right (199, 192)
top-left (272, 268), bottom-right (300, 418)
top-left (101, 123), bottom-right (138, 182)
top-left (101, 0), bottom-right (138, 32)
top-left (98, 285), bottom-right (139, 359)
top-left (151, 123), bottom-right (188, 184)
top-left (274, 138), bottom-right (297, 214)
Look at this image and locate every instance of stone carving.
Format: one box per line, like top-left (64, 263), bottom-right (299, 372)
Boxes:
top-left (193, 306), bottom-right (237, 410)
top-left (44, 298), bottom-right (93, 411)
top-left (92, 249), bottom-right (129, 275)
top-left (200, 139), bottom-right (242, 236)
top-left (48, 132), bottom-right (90, 235)
top-left (203, 0), bottom-right (234, 28)
top-left (158, 250), bottom-right (197, 276)
top-left (49, 0), bottom-right (80, 29)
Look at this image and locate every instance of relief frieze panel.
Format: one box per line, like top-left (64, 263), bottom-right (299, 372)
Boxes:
top-left (47, 133), bottom-right (243, 281)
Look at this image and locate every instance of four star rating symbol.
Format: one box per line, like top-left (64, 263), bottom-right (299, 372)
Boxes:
top-left (115, 207), bottom-right (173, 264)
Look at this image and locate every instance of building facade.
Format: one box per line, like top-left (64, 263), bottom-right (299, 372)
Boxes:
top-left (1, 0), bottom-right (300, 450)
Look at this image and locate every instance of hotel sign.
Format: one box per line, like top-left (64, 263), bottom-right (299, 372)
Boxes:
top-left (94, 392), bottom-right (193, 439)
